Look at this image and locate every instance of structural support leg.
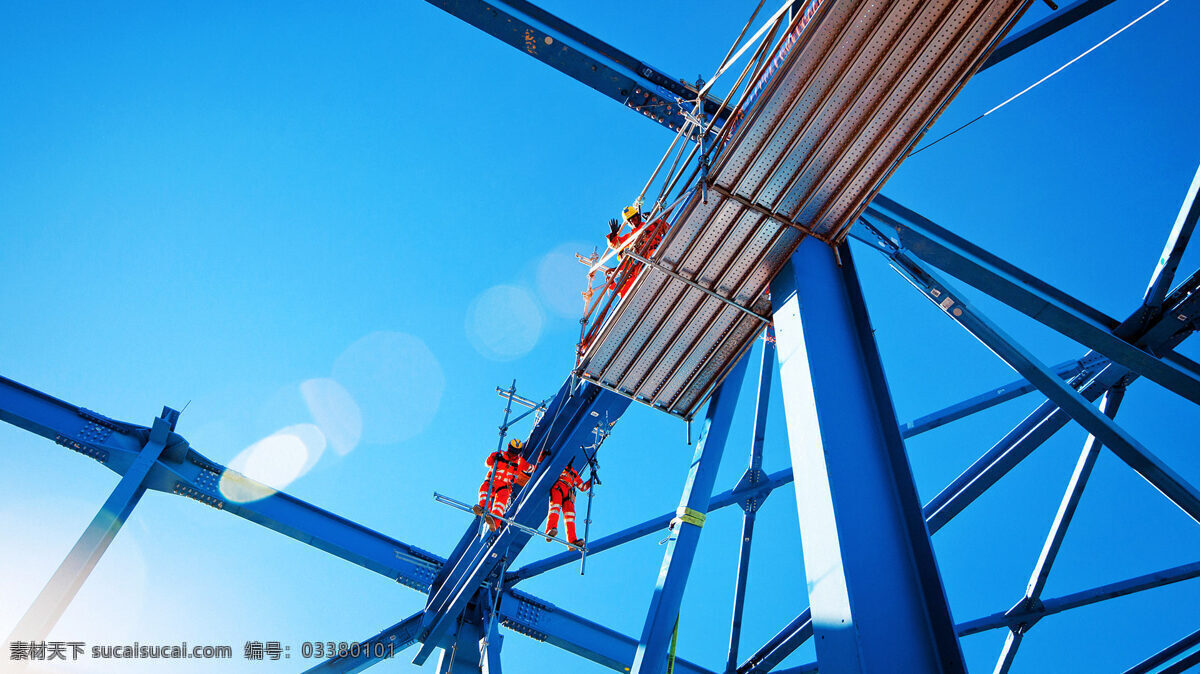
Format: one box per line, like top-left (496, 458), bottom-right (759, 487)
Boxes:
top-left (994, 388), bottom-right (1126, 673)
top-left (630, 352), bottom-right (751, 674)
top-left (8, 411), bottom-right (175, 643)
top-left (437, 614), bottom-right (485, 674)
top-left (726, 338), bottom-right (774, 673)
top-left (770, 239), bottom-right (965, 673)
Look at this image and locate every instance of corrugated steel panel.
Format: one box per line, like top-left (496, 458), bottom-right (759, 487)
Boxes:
top-left (579, 0), bottom-right (1031, 418)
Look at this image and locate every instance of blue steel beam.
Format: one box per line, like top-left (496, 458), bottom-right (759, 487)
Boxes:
top-left (889, 250), bottom-right (1200, 524)
top-left (898, 356), bottom-right (1091, 438)
top-left (726, 340), bottom-right (774, 674)
top-left (1141, 163), bottom-right (1200, 317)
top-left (437, 607), bottom-right (486, 674)
top-left (507, 467), bottom-right (793, 584)
top-left (744, 240), bottom-right (1200, 674)
top-left (742, 283), bottom-right (1200, 673)
top-left (415, 381), bottom-right (630, 665)
top-left (979, 0), bottom-right (1119, 70)
top-left (957, 560), bottom-right (1200, 636)
top-left (770, 240), bottom-right (965, 673)
top-left (422, 0), bottom-right (726, 135)
top-left (0, 374), bottom-right (446, 593)
top-left (993, 387), bottom-right (1126, 674)
top-left (7, 411), bottom-right (174, 643)
top-left (1124, 626), bottom-right (1200, 674)
top-left (862, 196), bottom-right (1200, 406)
top-left (303, 612), bottom-right (424, 674)
top-left (499, 588), bottom-right (713, 674)
top-left (631, 353), bottom-right (751, 674)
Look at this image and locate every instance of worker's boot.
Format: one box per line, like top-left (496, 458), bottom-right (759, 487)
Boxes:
top-left (545, 527), bottom-right (557, 542)
top-left (486, 516), bottom-right (500, 532)
top-left (471, 505), bottom-right (483, 516)
top-left (572, 538), bottom-right (585, 549)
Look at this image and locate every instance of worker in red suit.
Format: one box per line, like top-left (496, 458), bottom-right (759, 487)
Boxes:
top-left (606, 205), bottom-right (667, 299)
top-left (473, 439), bottom-right (534, 532)
top-left (545, 459), bottom-right (592, 548)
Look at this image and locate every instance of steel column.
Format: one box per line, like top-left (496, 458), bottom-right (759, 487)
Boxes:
top-left (769, 239), bottom-right (965, 673)
top-left (509, 467), bottom-right (793, 584)
top-left (497, 589), bottom-right (712, 674)
top-left (630, 352), bottom-right (751, 674)
top-left (7, 411), bottom-right (175, 643)
top-left (437, 614), bottom-right (485, 674)
top-left (725, 339), bottom-right (774, 673)
top-left (899, 357), bottom-right (1089, 438)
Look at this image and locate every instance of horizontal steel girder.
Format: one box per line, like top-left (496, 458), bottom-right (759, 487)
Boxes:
top-left (862, 196), bottom-right (1200, 407)
top-left (422, 0), bottom-right (725, 134)
top-left (0, 374), bottom-right (446, 591)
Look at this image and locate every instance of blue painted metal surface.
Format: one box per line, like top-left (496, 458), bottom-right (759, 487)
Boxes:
top-left (741, 246), bottom-right (1200, 672)
top-left (507, 466), bottom-right (793, 584)
top-left (888, 246), bottom-right (1200, 524)
top-left (0, 374), bottom-right (446, 592)
top-left (437, 607), bottom-right (485, 674)
top-left (415, 379), bottom-right (630, 665)
top-left (421, 0), bottom-right (726, 135)
top-left (770, 239), bottom-right (965, 673)
top-left (725, 339), bottom-right (773, 674)
top-left (1124, 626), bottom-right (1200, 674)
top-left (499, 588), bottom-right (713, 674)
top-left (897, 356), bottom-right (1090, 438)
top-left (631, 353), bottom-right (751, 674)
top-left (958, 560), bottom-right (1200, 636)
top-left (862, 196), bottom-right (1200, 406)
top-left (7, 411), bottom-right (174, 643)
top-left (993, 388), bottom-right (1126, 673)
top-left (2, 4), bottom-right (1197, 672)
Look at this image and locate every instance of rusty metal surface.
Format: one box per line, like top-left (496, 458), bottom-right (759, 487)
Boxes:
top-left (579, 0), bottom-right (1031, 418)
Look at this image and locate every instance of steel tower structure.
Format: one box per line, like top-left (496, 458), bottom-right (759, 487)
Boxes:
top-left (2, 0), bottom-right (1198, 672)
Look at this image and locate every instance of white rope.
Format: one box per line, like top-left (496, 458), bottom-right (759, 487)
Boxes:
top-left (986, 0), bottom-right (1170, 116)
top-left (911, 0), bottom-right (1172, 156)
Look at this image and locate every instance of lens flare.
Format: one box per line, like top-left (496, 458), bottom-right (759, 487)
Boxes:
top-left (300, 378), bottom-right (362, 455)
top-left (537, 242), bottom-right (593, 318)
top-left (465, 284), bottom-right (544, 361)
top-left (331, 331), bottom-right (445, 445)
top-left (219, 424), bottom-right (326, 503)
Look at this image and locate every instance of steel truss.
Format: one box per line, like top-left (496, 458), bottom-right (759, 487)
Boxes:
top-left (3, 1), bottom-right (1198, 673)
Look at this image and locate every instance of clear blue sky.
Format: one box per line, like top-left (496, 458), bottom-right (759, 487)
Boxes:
top-left (2, 1), bottom-right (1198, 672)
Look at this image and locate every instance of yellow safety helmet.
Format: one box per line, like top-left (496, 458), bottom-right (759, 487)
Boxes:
top-left (507, 438), bottom-right (523, 452)
top-left (622, 205), bottom-right (640, 223)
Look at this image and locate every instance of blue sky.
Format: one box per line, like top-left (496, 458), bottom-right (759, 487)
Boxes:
top-left (1, 1), bottom-right (1198, 672)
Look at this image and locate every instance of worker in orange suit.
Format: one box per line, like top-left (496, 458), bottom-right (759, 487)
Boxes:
top-left (607, 206), bottom-right (666, 299)
top-left (473, 439), bottom-right (534, 532)
top-left (545, 460), bottom-right (592, 548)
